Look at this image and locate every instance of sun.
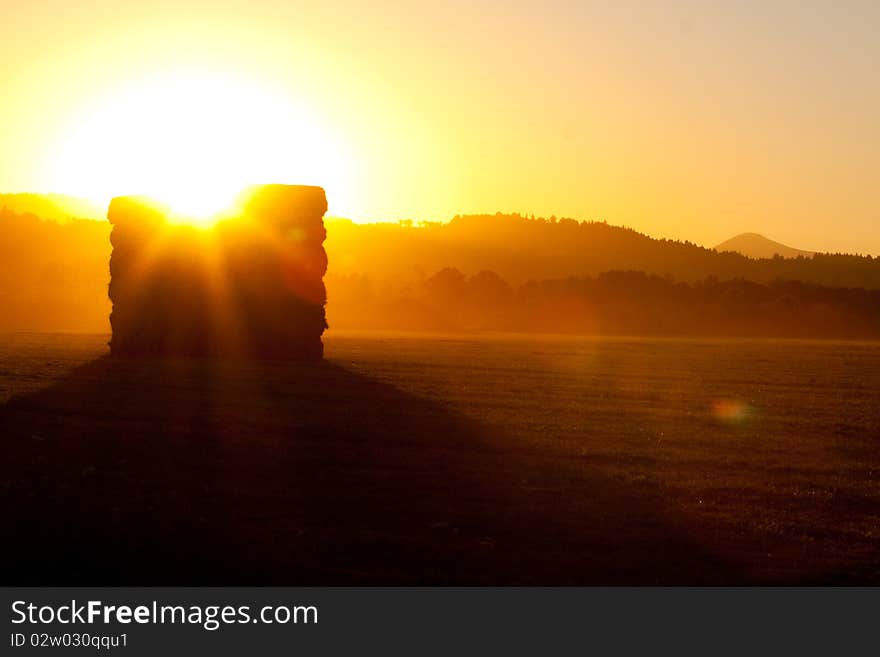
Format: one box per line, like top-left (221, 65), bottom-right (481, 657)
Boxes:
top-left (45, 69), bottom-right (355, 225)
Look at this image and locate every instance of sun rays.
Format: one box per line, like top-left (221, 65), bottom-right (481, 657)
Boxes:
top-left (106, 185), bottom-right (328, 358)
top-left (46, 70), bottom-right (355, 226)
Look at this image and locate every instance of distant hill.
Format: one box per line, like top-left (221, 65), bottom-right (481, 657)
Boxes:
top-left (715, 233), bottom-right (814, 259)
top-left (326, 214), bottom-right (879, 290)
top-left (0, 193), bottom-right (103, 222)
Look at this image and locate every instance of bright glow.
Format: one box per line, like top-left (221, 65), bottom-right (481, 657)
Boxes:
top-left (711, 398), bottom-right (753, 426)
top-left (46, 70), bottom-right (356, 225)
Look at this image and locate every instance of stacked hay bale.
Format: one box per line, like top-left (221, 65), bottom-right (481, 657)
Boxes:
top-left (108, 196), bottom-right (173, 356)
top-left (107, 184), bottom-right (328, 359)
top-left (228, 184), bottom-right (329, 359)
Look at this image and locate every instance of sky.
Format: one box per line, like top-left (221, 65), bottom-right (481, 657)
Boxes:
top-left (1, 1), bottom-right (878, 253)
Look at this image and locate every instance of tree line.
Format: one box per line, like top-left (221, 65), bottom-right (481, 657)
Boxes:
top-left (325, 213), bottom-right (880, 289)
top-left (2, 205), bottom-right (880, 337)
top-left (327, 267), bottom-right (880, 339)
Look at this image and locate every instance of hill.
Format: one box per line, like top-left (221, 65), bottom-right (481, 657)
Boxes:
top-left (0, 208), bottom-right (110, 331)
top-left (3, 200), bottom-right (880, 334)
top-left (0, 193), bottom-right (103, 222)
top-left (326, 214), bottom-right (879, 289)
top-left (715, 233), bottom-right (814, 259)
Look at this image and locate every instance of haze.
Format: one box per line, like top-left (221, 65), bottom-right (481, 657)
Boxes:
top-left (2, 1), bottom-right (878, 253)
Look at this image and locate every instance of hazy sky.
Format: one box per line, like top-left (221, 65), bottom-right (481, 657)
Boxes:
top-left (1, 1), bottom-right (878, 252)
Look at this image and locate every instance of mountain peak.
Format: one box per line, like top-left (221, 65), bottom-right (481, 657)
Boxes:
top-left (715, 233), bottom-right (814, 259)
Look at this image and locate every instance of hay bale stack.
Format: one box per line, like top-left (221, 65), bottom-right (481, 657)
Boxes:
top-left (107, 184), bottom-right (328, 359)
top-left (107, 196), bottom-right (176, 356)
top-left (231, 184), bottom-right (329, 359)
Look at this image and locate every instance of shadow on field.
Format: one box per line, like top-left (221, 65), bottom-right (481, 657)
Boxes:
top-left (1, 356), bottom-right (744, 584)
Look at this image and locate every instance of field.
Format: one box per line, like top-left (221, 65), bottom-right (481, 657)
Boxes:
top-left (2, 331), bottom-right (879, 584)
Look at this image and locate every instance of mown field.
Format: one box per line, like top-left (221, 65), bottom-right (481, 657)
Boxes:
top-left (1, 331), bottom-right (878, 584)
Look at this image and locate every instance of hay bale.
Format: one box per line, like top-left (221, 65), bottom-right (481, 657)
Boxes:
top-left (107, 184), bottom-right (328, 359)
top-left (239, 184), bottom-right (328, 227)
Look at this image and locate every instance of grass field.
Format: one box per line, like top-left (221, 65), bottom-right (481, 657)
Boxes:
top-left (2, 331), bottom-right (878, 584)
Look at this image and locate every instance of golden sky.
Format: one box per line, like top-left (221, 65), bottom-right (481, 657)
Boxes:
top-left (2, 1), bottom-right (878, 253)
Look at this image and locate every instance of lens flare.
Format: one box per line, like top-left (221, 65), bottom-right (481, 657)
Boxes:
top-left (711, 398), bottom-right (753, 425)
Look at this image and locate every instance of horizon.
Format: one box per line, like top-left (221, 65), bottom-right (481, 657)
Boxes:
top-left (0, 190), bottom-right (869, 257)
top-left (1, 2), bottom-right (878, 254)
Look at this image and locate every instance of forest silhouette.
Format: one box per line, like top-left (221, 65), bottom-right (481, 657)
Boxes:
top-left (2, 203), bottom-right (880, 337)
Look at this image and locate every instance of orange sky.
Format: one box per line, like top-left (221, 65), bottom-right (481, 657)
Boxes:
top-left (1, 1), bottom-right (878, 253)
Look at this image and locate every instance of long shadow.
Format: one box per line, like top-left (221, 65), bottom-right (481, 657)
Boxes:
top-left (0, 355), bottom-right (745, 584)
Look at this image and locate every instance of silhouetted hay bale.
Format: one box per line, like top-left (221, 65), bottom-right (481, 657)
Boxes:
top-left (107, 185), bottom-right (327, 359)
top-left (240, 184), bottom-right (328, 227)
